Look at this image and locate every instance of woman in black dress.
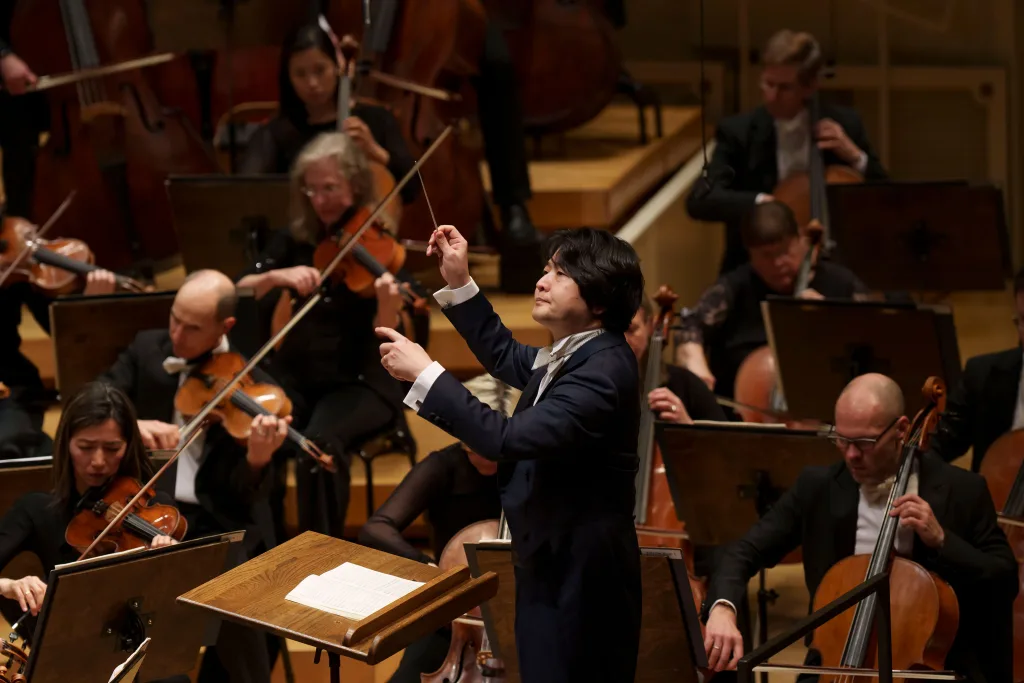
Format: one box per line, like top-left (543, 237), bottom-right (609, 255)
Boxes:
top-left (237, 132), bottom-right (411, 541)
top-left (238, 23), bottom-right (417, 206)
top-left (0, 382), bottom-right (174, 629)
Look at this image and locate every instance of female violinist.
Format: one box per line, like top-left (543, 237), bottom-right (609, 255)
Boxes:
top-left (238, 23), bottom-right (417, 207)
top-left (237, 132), bottom-right (412, 542)
top-left (359, 374), bottom-right (511, 682)
top-left (0, 382), bottom-right (175, 631)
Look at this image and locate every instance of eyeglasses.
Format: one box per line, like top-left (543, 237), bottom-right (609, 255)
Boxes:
top-left (827, 416), bottom-right (899, 453)
top-left (302, 183), bottom-right (343, 199)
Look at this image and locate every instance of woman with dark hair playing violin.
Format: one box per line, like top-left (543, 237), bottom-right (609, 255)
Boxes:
top-left (0, 382), bottom-right (175, 635)
top-left (237, 131), bottom-right (413, 543)
top-left (238, 23), bottom-right (417, 206)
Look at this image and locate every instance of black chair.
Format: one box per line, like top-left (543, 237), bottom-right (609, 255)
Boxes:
top-left (348, 423), bottom-right (417, 520)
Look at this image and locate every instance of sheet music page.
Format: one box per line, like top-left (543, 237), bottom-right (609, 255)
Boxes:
top-left (285, 562), bottom-right (424, 621)
top-left (108, 637), bottom-right (150, 682)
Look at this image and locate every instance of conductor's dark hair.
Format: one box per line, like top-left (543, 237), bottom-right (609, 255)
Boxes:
top-left (279, 24), bottom-right (337, 127)
top-left (1014, 267), bottom-right (1024, 295)
top-left (545, 228), bottom-right (644, 334)
top-left (741, 200), bottom-right (799, 249)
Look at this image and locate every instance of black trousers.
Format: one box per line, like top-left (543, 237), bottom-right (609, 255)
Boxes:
top-left (474, 19), bottom-right (532, 209)
top-left (285, 382), bottom-right (399, 539)
top-left (513, 517), bottom-right (642, 683)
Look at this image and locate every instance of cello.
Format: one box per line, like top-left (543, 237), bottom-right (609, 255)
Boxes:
top-left (809, 377), bottom-right (958, 680)
top-left (10, 0), bottom-right (220, 270)
top-left (977, 429), bottom-right (1024, 682)
top-left (732, 90), bottom-right (858, 425)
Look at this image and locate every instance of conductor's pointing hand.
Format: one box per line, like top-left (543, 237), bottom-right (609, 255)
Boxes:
top-left (377, 327), bottom-right (434, 382)
top-left (426, 225), bottom-right (471, 289)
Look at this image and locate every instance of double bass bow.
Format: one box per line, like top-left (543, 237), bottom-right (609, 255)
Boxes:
top-left (808, 377), bottom-right (958, 681)
top-left (71, 125), bottom-right (456, 567)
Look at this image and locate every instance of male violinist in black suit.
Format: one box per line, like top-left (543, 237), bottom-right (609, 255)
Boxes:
top-left (687, 29), bottom-right (887, 274)
top-left (702, 373), bottom-right (1017, 683)
top-left (377, 226), bottom-right (644, 683)
top-left (928, 267), bottom-right (1024, 472)
top-left (99, 269), bottom-right (286, 683)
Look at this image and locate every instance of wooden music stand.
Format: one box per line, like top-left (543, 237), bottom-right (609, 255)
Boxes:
top-left (177, 531), bottom-right (499, 683)
top-left (462, 542), bottom-right (708, 683)
top-left (827, 181), bottom-right (1010, 292)
top-left (166, 174), bottom-right (291, 278)
top-left (763, 298), bottom-right (962, 424)
top-left (0, 456), bottom-right (51, 632)
top-left (49, 290), bottom-right (263, 398)
top-left (24, 532), bottom-right (242, 683)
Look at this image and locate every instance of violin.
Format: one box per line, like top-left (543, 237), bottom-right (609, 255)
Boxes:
top-left (733, 90), bottom-right (849, 426)
top-left (810, 377), bottom-right (958, 681)
top-left (64, 476), bottom-right (187, 558)
top-left (174, 352), bottom-right (334, 472)
top-left (0, 639), bottom-right (27, 683)
top-left (423, 519), bottom-right (506, 683)
top-left (0, 215), bottom-right (146, 295)
top-left (977, 429), bottom-right (1024, 681)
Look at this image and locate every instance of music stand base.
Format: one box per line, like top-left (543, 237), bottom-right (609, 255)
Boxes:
top-left (314, 648), bottom-right (342, 683)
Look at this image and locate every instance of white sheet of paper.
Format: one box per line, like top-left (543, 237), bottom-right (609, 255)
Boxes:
top-left (108, 637), bottom-right (150, 682)
top-left (285, 562), bottom-right (424, 621)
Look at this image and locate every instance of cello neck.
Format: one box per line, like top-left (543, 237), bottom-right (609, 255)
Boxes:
top-left (633, 329), bottom-right (664, 523)
top-left (337, 70), bottom-right (352, 128)
top-left (806, 93), bottom-right (833, 251)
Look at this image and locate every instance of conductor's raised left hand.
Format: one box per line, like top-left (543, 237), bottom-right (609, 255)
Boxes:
top-left (377, 327), bottom-right (434, 381)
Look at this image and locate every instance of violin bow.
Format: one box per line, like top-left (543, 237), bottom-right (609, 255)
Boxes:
top-left (72, 127), bottom-right (455, 562)
top-left (0, 191), bottom-right (76, 288)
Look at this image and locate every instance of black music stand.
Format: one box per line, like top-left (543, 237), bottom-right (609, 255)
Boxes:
top-left (166, 174), bottom-right (291, 278)
top-left (49, 290), bottom-right (263, 398)
top-left (764, 298), bottom-right (962, 424)
top-left (0, 456), bottom-right (52, 633)
top-left (464, 541), bottom-right (708, 683)
top-left (656, 421), bottom-right (839, 683)
top-left (24, 532), bottom-right (243, 683)
top-left (827, 181), bottom-right (1010, 292)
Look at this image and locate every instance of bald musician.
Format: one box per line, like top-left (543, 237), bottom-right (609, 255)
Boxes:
top-left (687, 29), bottom-right (886, 274)
top-left (703, 374), bottom-right (1016, 683)
top-left (99, 270), bottom-right (286, 683)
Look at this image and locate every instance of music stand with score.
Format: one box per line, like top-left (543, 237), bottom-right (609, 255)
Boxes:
top-left (166, 174), bottom-right (291, 278)
top-left (656, 421), bottom-right (839, 680)
top-left (827, 181), bottom-right (1010, 292)
top-left (763, 298), bottom-right (962, 424)
top-left (463, 541), bottom-right (708, 683)
top-left (24, 532), bottom-right (242, 683)
top-left (178, 531), bottom-right (498, 683)
top-left (49, 290), bottom-right (263, 398)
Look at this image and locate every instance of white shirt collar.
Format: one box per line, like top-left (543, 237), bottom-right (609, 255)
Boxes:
top-left (532, 328), bottom-right (604, 371)
top-left (774, 108), bottom-right (809, 135)
top-left (163, 335), bottom-right (231, 375)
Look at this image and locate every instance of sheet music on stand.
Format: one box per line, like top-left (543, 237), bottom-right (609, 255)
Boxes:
top-left (107, 637), bottom-right (150, 683)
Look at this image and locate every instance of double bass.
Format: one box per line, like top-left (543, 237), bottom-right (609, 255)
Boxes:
top-left (10, 0), bottom-right (220, 270)
top-left (732, 91), bottom-right (860, 425)
top-left (977, 429), bottom-right (1024, 682)
top-left (809, 378), bottom-right (958, 680)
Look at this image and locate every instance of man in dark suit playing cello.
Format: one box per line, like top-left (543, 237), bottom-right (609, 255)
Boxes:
top-left (687, 29), bottom-right (887, 274)
top-left (377, 226), bottom-right (644, 683)
top-left (929, 267), bottom-right (1024, 472)
top-left (702, 373), bottom-right (1016, 683)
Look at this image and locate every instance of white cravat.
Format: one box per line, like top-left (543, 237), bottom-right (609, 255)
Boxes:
top-left (1013, 351), bottom-right (1024, 430)
top-left (163, 336), bottom-right (230, 504)
top-left (775, 110), bottom-right (811, 182)
top-left (855, 465), bottom-right (918, 556)
top-left (530, 329), bottom-right (604, 405)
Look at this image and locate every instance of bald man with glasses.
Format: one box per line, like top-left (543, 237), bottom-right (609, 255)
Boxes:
top-left (699, 373), bottom-right (1017, 683)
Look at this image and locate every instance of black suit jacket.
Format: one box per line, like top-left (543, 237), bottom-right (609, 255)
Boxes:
top-left (687, 104), bottom-right (887, 273)
top-left (707, 452), bottom-right (1017, 683)
top-left (929, 347), bottom-right (1021, 472)
top-left (98, 329), bottom-right (275, 555)
top-left (418, 292), bottom-right (641, 562)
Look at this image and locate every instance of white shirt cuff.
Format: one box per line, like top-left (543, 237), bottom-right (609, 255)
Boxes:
top-left (709, 598), bottom-right (737, 615)
top-left (403, 361), bottom-right (446, 412)
top-left (433, 279), bottom-right (479, 309)
top-left (854, 150), bottom-right (868, 175)
top-left (754, 193), bottom-right (772, 204)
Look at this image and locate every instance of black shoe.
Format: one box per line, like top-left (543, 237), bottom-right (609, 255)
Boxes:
top-left (498, 204), bottom-right (544, 293)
